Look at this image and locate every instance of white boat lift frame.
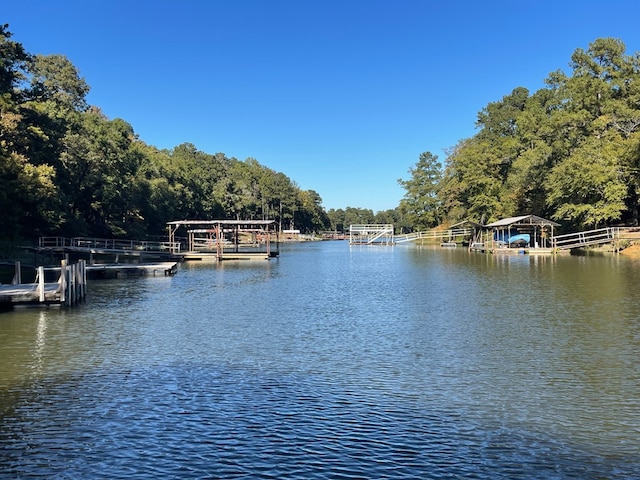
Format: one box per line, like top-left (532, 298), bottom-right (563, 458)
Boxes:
top-left (349, 224), bottom-right (394, 245)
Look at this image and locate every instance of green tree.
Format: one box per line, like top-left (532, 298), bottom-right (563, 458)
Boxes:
top-left (397, 151), bottom-right (442, 229)
top-left (57, 109), bottom-right (141, 236)
top-left (0, 25), bottom-right (60, 237)
top-left (546, 134), bottom-right (627, 228)
top-left (438, 138), bottom-right (505, 224)
top-left (0, 24), bottom-right (29, 112)
top-left (295, 189), bottom-right (329, 233)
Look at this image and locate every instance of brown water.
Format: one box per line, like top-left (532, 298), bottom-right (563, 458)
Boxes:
top-left (0, 242), bottom-right (639, 478)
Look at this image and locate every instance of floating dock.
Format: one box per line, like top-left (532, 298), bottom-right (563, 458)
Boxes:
top-left (85, 262), bottom-right (178, 278)
top-left (0, 260), bottom-right (87, 308)
top-left (181, 252), bottom-right (275, 261)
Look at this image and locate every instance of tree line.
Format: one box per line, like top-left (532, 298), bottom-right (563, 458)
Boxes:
top-left (4, 27), bottom-right (639, 241)
top-left (398, 38), bottom-right (640, 232)
top-left (1, 24), bottom-right (343, 240)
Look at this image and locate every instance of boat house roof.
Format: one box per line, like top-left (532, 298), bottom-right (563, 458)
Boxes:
top-left (167, 219), bottom-right (275, 226)
top-left (484, 215), bottom-right (560, 228)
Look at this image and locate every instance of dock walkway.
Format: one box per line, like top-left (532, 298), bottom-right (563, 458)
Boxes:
top-left (0, 260), bottom-right (87, 308)
top-left (553, 227), bottom-right (640, 250)
top-left (36, 236), bottom-right (180, 261)
top-left (85, 262), bottom-right (178, 278)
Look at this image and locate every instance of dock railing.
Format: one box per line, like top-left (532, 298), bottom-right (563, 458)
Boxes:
top-left (394, 228), bottom-right (474, 243)
top-left (38, 237), bottom-right (181, 254)
top-left (552, 227), bottom-right (618, 250)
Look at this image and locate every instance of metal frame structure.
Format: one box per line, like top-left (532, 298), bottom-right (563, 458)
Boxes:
top-left (166, 219), bottom-right (279, 260)
top-left (349, 224), bottom-right (394, 245)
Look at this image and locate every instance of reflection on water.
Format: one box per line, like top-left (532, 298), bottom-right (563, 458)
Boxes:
top-left (0, 242), bottom-right (639, 479)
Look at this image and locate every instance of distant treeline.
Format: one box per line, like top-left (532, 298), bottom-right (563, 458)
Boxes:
top-left (398, 38), bottom-right (640, 232)
top-left (3, 26), bottom-right (638, 240)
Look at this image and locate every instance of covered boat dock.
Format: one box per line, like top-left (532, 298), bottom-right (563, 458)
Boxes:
top-left (167, 219), bottom-right (279, 261)
top-left (472, 215), bottom-right (560, 254)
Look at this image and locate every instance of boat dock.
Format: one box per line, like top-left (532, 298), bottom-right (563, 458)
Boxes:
top-left (84, 262), bottom-right (178, 278)
top-left (167, 219), bottom-right (279, 261)
top-left (0, 260), bottom-right (87, 309)
top-left (34, 237), bottom-right (180, 263)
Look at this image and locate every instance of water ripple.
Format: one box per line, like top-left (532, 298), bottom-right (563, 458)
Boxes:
top-left (1, 363), bottom-right (638, 479)
top-left (1, 244), bottom-right (640, 479)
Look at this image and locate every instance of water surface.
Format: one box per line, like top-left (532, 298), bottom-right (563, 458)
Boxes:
top-left (1, 242), bottom-right (639, 478)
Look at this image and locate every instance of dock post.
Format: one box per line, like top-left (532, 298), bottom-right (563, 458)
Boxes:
top-left (12, 261), bottom-right (21, 285)
top-left (69, 262), bottom-right (76, 306)
top-left (59, 259), bottom-right (67, 305)
top-left (81, 259), bottom-right (87, 298)
top-left (38, 266), bottom-right (45, 303)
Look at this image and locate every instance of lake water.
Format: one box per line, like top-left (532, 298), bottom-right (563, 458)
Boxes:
top-left (1, 241), bottom-right (639, 479)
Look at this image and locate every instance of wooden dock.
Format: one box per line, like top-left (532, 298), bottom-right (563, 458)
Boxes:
top-left (181, 252), bottom-right (273, 261)
top-left (167, 219), bottom-right (279, 261)
top-left (0, 260), bottom-right (87, 308)
top-left (0, 259), bottom-right (178, 310)
top-left (36, 236), bottom-right (180, 261)
top-left (84, 262), bottom-right (178, 278)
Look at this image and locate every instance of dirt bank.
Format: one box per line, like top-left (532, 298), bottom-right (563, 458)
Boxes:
top-left (620, 244), bottom-right (640, 257)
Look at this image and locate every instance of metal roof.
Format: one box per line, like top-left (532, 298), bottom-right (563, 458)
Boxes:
top-left (484, 215), bottom-right (560, 228)
top-left (167, 219), bottom-right (275, 226)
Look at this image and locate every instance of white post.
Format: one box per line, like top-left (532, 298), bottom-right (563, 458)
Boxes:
top-left (70, 263), bottom-right (76, 305)
top-left (38, 266), bottom-right (45, 303)
top-left (66, 262), bottom-right (73, 306)
top-left (12, 261), bottom-right (21, 285)
top-left (81, 259), bottom-right (87, 298)
top-left (59, 259), bottom-right (67, 305)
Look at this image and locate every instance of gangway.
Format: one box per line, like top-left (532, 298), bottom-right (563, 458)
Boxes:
top-left (552, 227), bottom-right (618, 250)
top-left (349, 224), bottom-right (394, 245)
top-left (394, 228), bottom-right (474, 244)
top-left (37, 236), bottom-right (180, 260)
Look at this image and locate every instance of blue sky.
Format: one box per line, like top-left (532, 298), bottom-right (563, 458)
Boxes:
top-left (5, 1), bottom-right (640, 212)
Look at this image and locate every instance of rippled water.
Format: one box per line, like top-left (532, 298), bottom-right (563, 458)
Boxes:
top-left (1, 241), bottom-right (639, 478)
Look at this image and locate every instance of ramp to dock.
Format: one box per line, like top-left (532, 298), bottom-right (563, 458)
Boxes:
top-left (552, 227), bottom-right (617, 250)
top-left (37, 237), bottom-right (180, 260)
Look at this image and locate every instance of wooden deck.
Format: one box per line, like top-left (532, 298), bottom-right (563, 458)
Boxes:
top-left (0, 260), bottom-right (87, 308)
top-left (469, 244), bottom-right (558, 255)
top-left (85, 262), bottom-right (178, 278)
top-left (0, 259), bottom-right (178, 310)
top-left (181, 251), bottom-right (274, 261)
top-left (0, 282), bottom-right (64, 306)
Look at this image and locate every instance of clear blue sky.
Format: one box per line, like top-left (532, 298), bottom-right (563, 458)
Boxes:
top-left (5, 0), bottom-right (640, 212)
